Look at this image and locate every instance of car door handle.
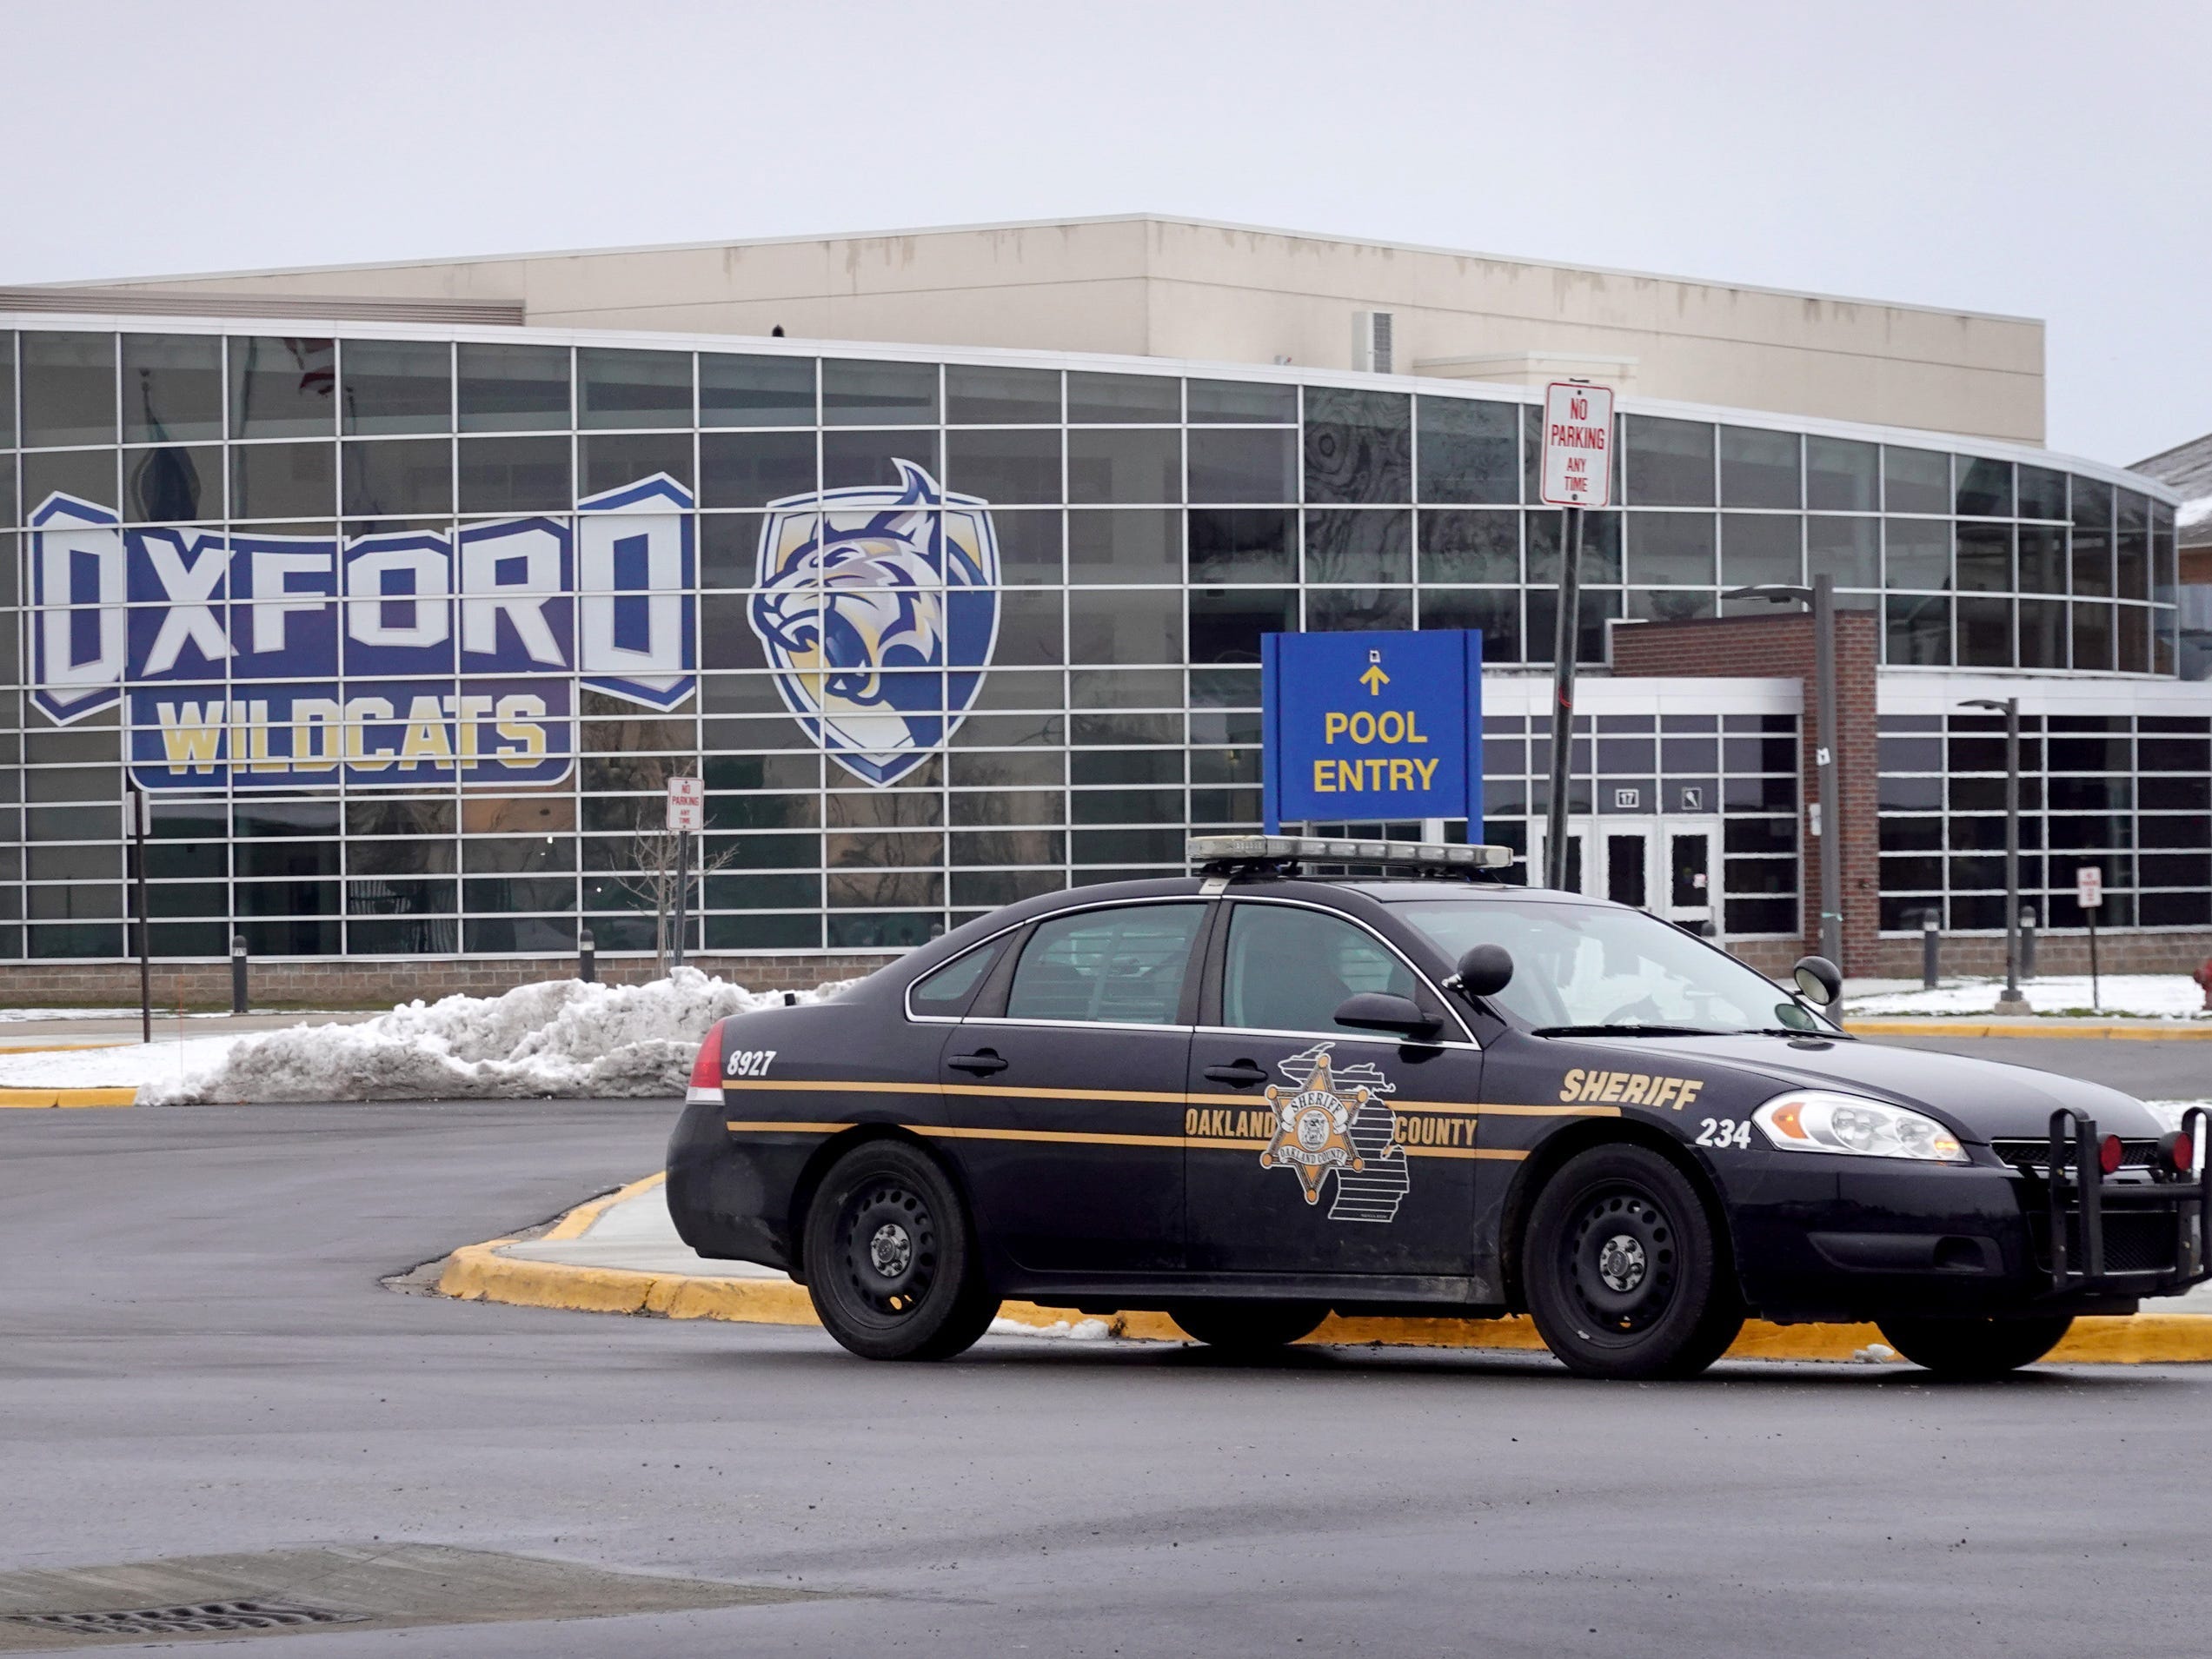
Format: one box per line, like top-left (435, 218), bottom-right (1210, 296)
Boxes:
top-left (1203, 1060), bottom-right (1269, 1087)
top-left (948, 1050), bottom-right (1009, 1076)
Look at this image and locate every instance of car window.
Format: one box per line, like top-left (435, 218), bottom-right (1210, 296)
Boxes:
top-left (1221, 903), bottom-right (1418, 1034)
top-left (907, 934), bottom-right (1012, 1018)
top-left (1004, 903), bottom-right (1206, 1026)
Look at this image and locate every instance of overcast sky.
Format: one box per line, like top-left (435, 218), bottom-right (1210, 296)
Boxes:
top-left (5, 0), bottom-right (2205, 464)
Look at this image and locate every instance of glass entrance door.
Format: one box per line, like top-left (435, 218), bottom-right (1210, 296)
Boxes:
top-left (1661, 819), bottom-right (1724, 938)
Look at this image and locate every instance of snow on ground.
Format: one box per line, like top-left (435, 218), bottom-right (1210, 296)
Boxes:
top-left (0, 969), bottom-right (858, 1104)
top-left (1847, 975), bottom-right (2209, 1020)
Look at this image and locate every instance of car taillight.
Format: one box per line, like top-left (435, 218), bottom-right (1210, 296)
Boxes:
top-left (2099, 1134), bottom-right (2125, 1176)
top-left (687, 1022), bottom-right (725, 1104)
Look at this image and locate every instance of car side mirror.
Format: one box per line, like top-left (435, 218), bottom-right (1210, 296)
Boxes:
top-left (1333, 992), bottom-right (1441, 1039)
top-left (1450, 943), bottom-right (1514, 999)
top-left (1791, 955), bottom-right (1843, 1007)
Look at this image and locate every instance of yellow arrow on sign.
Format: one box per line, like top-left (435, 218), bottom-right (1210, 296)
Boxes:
top-left (1359, 662), bottom-right (1390, 694)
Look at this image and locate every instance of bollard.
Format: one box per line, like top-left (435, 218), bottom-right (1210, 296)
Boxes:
top-left (2019, 906), bottom-right (2038, 982)
top-left (230, 933), bottom-right (249, 1015)
top-left (1921, 911), bottom-right (1941, 991)
top-left (578, 928), bottom-right (596, 984)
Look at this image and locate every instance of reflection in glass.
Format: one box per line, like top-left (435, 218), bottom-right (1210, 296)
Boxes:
top-left (122, 334), bottom-right (222, 443)
top-left (458, 435), bottom-right (571, 513)
top-left (1528, 510), bottom-right (1621, 585)
top-left (1720, 514), bottom-right (1800, 587)
top-left (22, 331), bottom-right (116, 448)
top-left (701, 353), bottom-right (814, 427)
top-left (231, 442), bottom-right (335, 518)
top-left (1808, 516), bottom-right (1877, 587)
top-left (1187, 508), bottom-right (1294, 582)
top-left (1302, 387), bottom-right (1410, 505)
top-left (992, 508), bottom-right (1063, 585)
top-left (2018, 599), bottom-right (2066, 669)
top-left (1306, 587), bottom-right (1411, 631)
top-left (1526, 587), bottom-right (1622, 665)
top-left (1625, 513), bottom-right (1716, 585)
top-left (823, 358), bottom-right (937, 425)
top-left (1187, 379), bottom-right (1294, 423)
top-left (822, 430), bottom-right (937, 492)
top-left (1886, 594), bottom-right (1950, 664)
top-left (1418, 509), bottom-right (1515, 583)
top-left (1419, 587), bottom-right (1521, 660)
top-left (1956, 596), bottom-right (2013, 667)
top-left (2018, 464), bottom-right (2067, 521)
top-left (1305, 508), bottom-right (1410, 583)
top-left (1884, 519), bottom-right (1950, 589)
top-left (1069, 428), bottom-right (1179, 503)
top-left (1069, 588), bottom-right (1182, 664)
top-left (1417, 397), bottom-right (1518, 503)
top-left (579, 348), bottom-right (691, 429)
top-left (342, 438), bottom-right (452, 518)
top-left (1069, 509), bottom-right (1178, 584)
top-left (229, 335), bottom-right (335, 438)
top-left (130, 444), bottom-right (219, 521)
top-left (1955, 456), bottom-right (2013, 517)
top-left (581, 433), bottom-right (691, 494)
top-left (24, 448), bottom-right (117, 509)
top-left (1806, 435), bottom-right (1878, 511)
top-left (1883, 447), bottom-right (1948, 514)
top-left (701, 429), bottom-right (814, 508)
top-left (459, 342), bottom-right (570, 431)
top-left (1188, 428), bottom-right (1294, 503)
top-left (1624, 416), bottom-right (1714, 506)
top-left (1955, 523), bottom-right (2012, 592)
top-left (2017, 525), bottom-right (2064, 594)
top-left (342, 338), bottom-right (451, 435)
top-left (1188, 587), bottom-right (1292, 665)
top-left (1719, 427), bottom-right (1800, 508)
top-left (947, 364), bottom-right (1059, 425)
top-left (945, 428), bottom-right (1060, 503)
top-left (1067, 371), bottom-right (1179, 423)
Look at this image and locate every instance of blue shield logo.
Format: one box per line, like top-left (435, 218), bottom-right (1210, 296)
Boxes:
top-left (748, 461), bottom-right (1000, 786)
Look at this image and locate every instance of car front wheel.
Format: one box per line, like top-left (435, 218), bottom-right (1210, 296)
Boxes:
top-left (1875, 1314), bottom-right (2073, 1378)
top-left (801, 1140), bottom-right (1000, 1361)
top-left (1523, 1143), bottom-right (1743, 1380)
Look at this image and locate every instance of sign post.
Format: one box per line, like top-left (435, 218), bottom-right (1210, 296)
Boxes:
top-left (1263, 630), bottom-right (1483, 834)
top-left (666, 775), bottom-right (705, 970)
top-left (2076, 866), bottom-right (2102, 1011)
top-left (1538, 381), bottom-right (1614, 893)
top-left (128, 787), bottom-right (151, 1045)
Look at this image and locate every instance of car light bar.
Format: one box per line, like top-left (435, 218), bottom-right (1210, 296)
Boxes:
top-left (1188, 834), bottom-right (1513, 871)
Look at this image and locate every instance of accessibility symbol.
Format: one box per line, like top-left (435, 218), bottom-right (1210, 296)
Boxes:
top-left (1358, 647), bottom-right (1390, 696)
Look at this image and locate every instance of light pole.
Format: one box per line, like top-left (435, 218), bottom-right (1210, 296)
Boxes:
top-left (1724, 574), bottom-right (1841, 967)
top-left (1961, 695), bottom-right (2029, 1013)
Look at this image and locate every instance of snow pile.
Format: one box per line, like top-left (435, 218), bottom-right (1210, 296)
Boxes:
top-left (140, 968), bottom-right (858, 1105)
top-left (1847, 974), bottom-right (2209, 1020)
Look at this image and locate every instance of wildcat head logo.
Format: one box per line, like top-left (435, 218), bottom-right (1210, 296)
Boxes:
top-left (1260, 1044), bottom-right (1408, 1222)
top-left (748, 461), bottom-right (999, 786)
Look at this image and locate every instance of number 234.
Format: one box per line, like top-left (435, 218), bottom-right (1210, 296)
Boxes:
top-left (1694, 1117), bottom-right (1753, 1150)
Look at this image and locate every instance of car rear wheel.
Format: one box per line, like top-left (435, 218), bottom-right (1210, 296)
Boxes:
top-left (1167, 1300), bottom-right (1328, 1354)
top-left (1875, 1314), bottom-right (2074, 1378)
top-left (1523, 1143), bottom-right (1743, 1380)
top-left (801, 1140), bottom-right (1000, 1361)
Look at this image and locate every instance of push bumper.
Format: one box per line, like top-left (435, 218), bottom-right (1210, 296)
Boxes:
top-left (1722, 1106), bottom-right (2211, 1323)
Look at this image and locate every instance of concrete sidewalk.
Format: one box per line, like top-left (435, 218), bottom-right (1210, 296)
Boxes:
top-left (436, 1174), bottom-right (2212, 1359)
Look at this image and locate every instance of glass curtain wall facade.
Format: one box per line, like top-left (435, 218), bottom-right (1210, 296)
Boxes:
top-left (0, 320), bottom-right (2189, 962)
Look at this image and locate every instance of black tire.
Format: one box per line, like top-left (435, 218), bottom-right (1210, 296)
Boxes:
top-left (1875, 1314), bottom-right (2074, 1378)
top-left (1523, 1143), bottom-right (1743, 1380)
top-left (801, 1140), bottom-right (1000, 1361)
top-left (1167, 1300), bottom-right (1329, 1354)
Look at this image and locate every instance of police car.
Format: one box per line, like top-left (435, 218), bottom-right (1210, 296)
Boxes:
top-left (668, 836), bottom-right (2209, 1380)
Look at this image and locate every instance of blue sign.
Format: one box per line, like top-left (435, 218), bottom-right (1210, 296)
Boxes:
top-left (1262, 630), bottom-right (1483, 831)
top-left (27, 475), bottom-right (698, 792)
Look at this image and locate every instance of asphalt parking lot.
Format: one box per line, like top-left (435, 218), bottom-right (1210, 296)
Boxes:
top-left (0, 1039), bottom-right (2205, 1656)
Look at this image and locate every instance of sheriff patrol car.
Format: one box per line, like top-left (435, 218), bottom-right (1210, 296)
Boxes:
top-left (667, 836), bottom-right (2210, 1380)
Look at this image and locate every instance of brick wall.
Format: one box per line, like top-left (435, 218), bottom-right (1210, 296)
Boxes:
top-left (1611, 610), bottom-right (1881, 973)
top-left (0, 952), bottom-right (903, 1010)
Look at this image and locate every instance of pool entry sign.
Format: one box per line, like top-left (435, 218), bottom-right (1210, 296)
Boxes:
top-left (1262, 630), bottom-right (1484, 831)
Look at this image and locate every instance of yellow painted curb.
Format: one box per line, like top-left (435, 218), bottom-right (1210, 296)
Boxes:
top-left (433, 1188), bottom-right (2212, 1364)
top-left (1847, 1019), bottom-right (2212, 1039)
top-left (0, 1086), bottom-right (138, 1108)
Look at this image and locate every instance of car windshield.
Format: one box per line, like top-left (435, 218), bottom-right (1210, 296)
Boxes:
top-left (1389, 897), bottom-right (1839, 1037)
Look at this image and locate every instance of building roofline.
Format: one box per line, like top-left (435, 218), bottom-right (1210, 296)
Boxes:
top-left (22, 212), bottom-right (2043, 329)
top-left (0, 304), bottom-right (2142, 499)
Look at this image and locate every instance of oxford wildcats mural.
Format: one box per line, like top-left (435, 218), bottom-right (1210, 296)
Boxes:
top-left (747, 461), bottom-right (1000, 786)
top-left (26, 475), bottom-right (696, 791)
